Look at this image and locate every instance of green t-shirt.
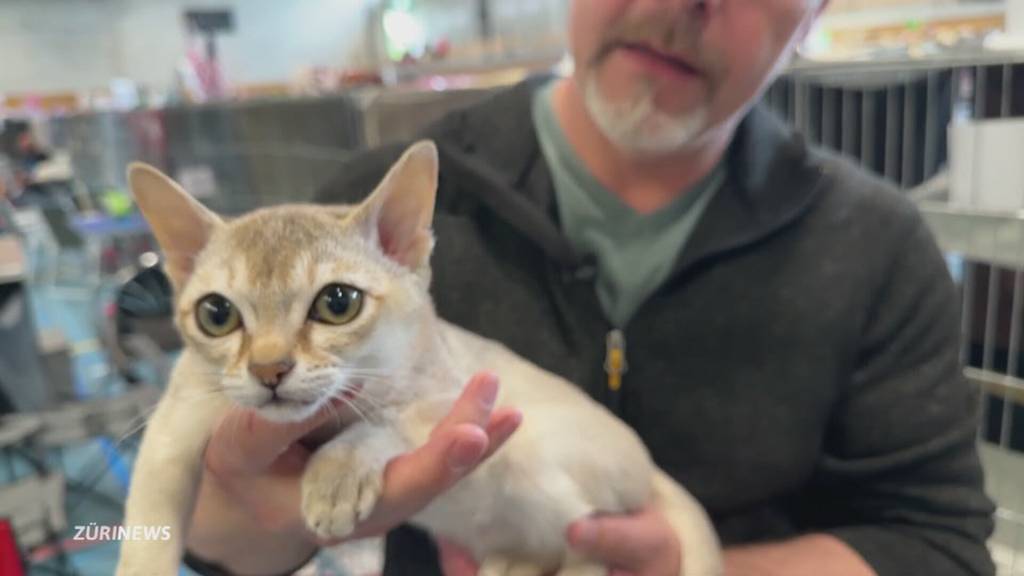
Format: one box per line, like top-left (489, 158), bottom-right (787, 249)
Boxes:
top-left (532, 80), bottom-right (725, 328)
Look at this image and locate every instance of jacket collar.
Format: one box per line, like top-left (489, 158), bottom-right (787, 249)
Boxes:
top-left (443, 76), bottom-right (826, 276)
top-left (673, 104), bottom-right (826, 279)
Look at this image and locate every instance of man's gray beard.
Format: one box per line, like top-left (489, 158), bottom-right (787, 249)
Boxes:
top-left (582, 71), bottom-right (710, 156)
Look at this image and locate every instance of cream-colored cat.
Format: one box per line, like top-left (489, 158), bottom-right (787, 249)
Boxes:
top-left (115, 141), bottom-right (722, 576)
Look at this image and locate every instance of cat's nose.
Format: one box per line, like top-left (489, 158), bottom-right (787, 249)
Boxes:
top-left (249, 360), bottom-right (295, 389)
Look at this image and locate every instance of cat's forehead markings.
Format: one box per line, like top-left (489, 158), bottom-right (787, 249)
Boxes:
top-left (294, 252), bottom-right (318, 290)
top-left (306, 252), bottom-right (319, 286)
top-left (226, 207), bottom-right (338, 291)
top-left (219, 251), bottom-right (238, 288)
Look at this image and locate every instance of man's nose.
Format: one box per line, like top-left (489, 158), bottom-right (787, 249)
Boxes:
top-left (248, 360), bottom-right (295, 389)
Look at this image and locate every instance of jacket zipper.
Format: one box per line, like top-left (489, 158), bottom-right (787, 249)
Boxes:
top-left (604, 329), bottom-right (628, 394)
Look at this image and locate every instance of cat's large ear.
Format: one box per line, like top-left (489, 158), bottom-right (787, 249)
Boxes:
top-left (354, 140), bottom-right (438, 274)
top-left (127, 163), bottom-right (223, 290)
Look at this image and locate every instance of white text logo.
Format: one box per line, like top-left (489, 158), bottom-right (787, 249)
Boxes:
top-left (72, 524), bottom-right (172, 541)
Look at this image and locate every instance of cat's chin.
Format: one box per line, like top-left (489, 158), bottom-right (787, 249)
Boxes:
top-left (254, 398), bottom-right (321, 423)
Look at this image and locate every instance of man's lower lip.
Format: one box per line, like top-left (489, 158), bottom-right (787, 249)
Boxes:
top-left (618, 45), bottom-right (699, 79)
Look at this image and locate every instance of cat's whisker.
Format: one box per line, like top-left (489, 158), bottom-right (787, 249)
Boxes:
top-left (340, 370), bottom-right (413, 382)
top-left (347, 390), bottom-right (387, 413)
top-left (335, 395), bottom-right (372, 426)
top-left (324, 399), bottom-right (346, 432)
top-left (329, 390), bottom-right (391, 428)
top-left (341, 394), bottom-right (380, 420)
top-left (113, 403), bottom-right (161, 448)
top-left (338, 384), bottom-right (400, 414)
top-left (340, 374), bottom-right (397, 384)
top-left (339, 367), bottom-right (402, 375)
top-left (338, 374), bottom-right (405, 395)
top-left (345, 396), bottom-right (380, 426)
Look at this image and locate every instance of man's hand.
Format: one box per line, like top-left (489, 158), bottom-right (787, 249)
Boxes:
top-left (190, 371), bottom-right (521, 571)
top-left (438, 505), bottom-right (681, 576)
top-left (566, 506), bottom-right (682, 576)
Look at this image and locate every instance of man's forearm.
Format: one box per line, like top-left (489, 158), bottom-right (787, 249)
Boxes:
top-left (723, 533), bottom-right (876, 576)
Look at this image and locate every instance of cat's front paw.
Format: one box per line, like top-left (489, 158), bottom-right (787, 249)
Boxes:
top-left (301, 447), bottom-right (383, 540)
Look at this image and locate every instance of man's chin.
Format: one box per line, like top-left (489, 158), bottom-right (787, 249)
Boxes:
top-left (596, 112), bottom-right (711, 157)
top-left (582, 74), bottom-right (709, 156)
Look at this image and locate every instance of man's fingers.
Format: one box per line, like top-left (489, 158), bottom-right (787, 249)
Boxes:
top-left (437, 539), bottom-right (480, 576)
top-left (436, 372), bottom-right (500, 433)
top-left (316, 423), bottom-right (489, 542)
top-left (567, 507), bottom-right (675, 571)
top-left (347, 422), bottom-right (489, 537)
top-left (341, 401), bottom-right (520, 540)
top-left (387, 422), bottom-right (488, 497)
top-left (483, 408), bottom-right (522, 459)
top-left (358, 372), bottom-right (502, 527)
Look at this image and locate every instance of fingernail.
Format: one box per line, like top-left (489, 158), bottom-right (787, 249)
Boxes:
top-left (477, 373), bottom-right (499, 410)
top-left (569, 521), bottom-right (597, 548)
top-left (447, 437), bottom-right (484, 472)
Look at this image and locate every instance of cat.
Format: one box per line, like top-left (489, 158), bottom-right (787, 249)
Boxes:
top-left (115, 141), bottom-right (723, 576)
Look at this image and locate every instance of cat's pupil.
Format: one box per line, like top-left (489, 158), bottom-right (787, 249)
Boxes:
top-left (324, 285), bottom-right (352, 315)
top-left (202, 297), bottom-right (233, 326)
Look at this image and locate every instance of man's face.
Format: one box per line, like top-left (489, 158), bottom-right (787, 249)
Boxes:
top-left (569, 0), bottom-right (820, 155)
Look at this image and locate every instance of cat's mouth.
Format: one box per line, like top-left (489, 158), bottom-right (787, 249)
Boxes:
top-left (265, 396), bottom-right (309, 408)
top-left (255, 395), bottom-right (318, 421)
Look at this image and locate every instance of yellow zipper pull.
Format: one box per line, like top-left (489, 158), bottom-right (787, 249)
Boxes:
top-left (605, 329), bottom-right (627, 392)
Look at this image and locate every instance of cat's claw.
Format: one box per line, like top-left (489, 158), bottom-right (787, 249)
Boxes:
top-left (301, 448), bottom-right (383, 540)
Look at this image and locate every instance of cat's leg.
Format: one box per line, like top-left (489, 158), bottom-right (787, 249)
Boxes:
top-left (301, 421), bottom-right (411, 540)
top-left (116, 390), bottom-right (228, 576)
top-left (651, 470), bottom-right (723, 576)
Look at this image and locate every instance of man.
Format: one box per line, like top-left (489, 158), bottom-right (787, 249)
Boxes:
top-left (184, 0), bottom-right (996, 575)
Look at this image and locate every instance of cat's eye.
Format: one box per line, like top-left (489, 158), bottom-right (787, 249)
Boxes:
top-left (195, 294), bottom-right (242, 338)
top-left (310, 284), bottom-right (363, 326)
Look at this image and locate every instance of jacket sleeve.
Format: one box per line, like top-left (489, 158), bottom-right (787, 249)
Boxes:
top-left (805, 205), bottom-right (996, 575)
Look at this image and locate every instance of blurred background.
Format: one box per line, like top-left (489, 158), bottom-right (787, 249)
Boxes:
top-left (2, 0), bottom-right (1024, 574)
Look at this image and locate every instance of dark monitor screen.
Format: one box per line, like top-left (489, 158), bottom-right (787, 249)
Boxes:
top-left (184, 10), bottom-right (234, 34)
